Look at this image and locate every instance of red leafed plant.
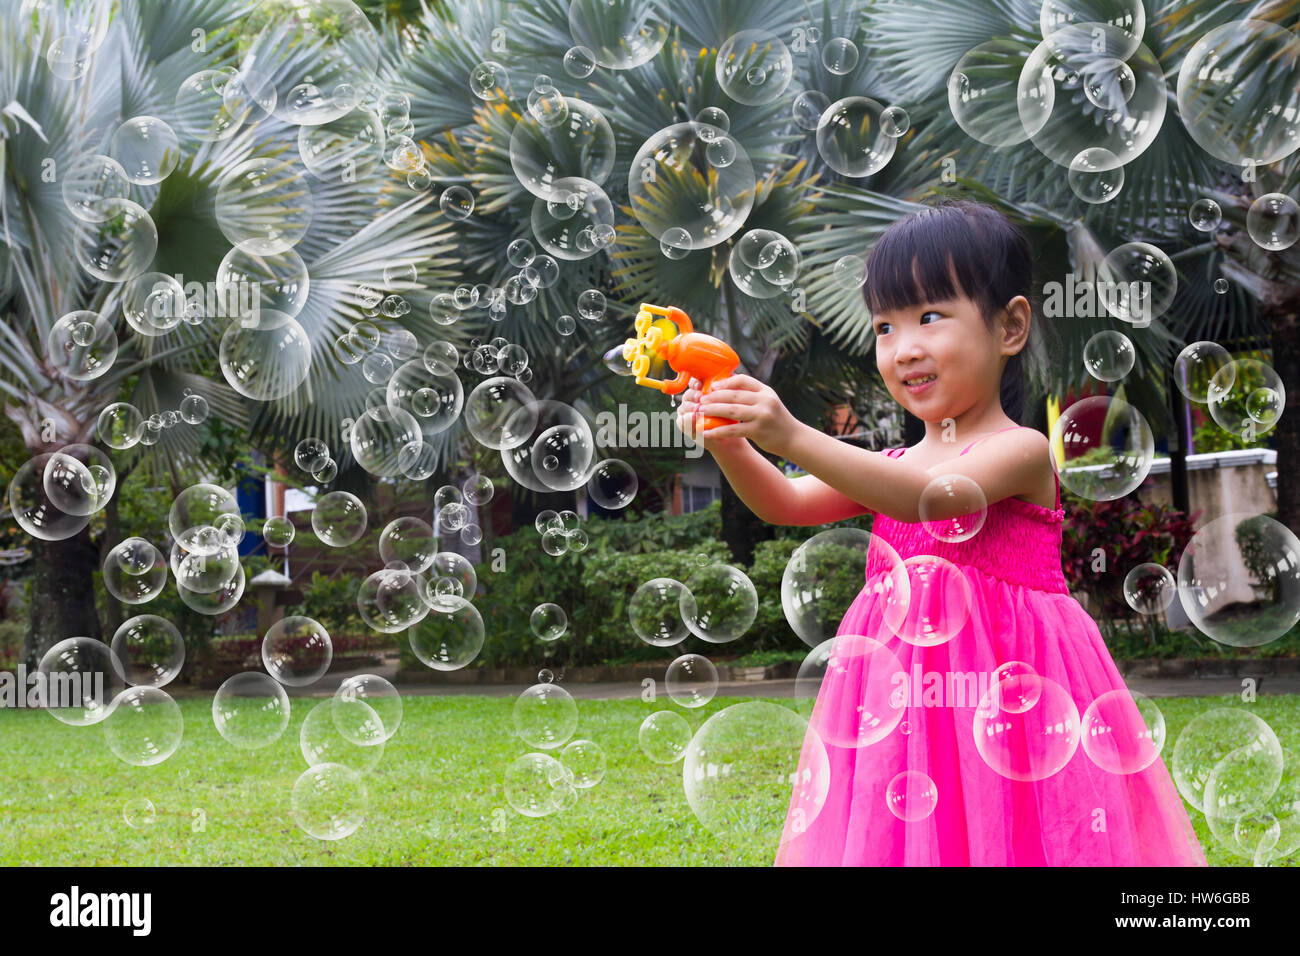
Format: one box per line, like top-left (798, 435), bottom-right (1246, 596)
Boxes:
top-left (1061, 491), bottom-right (1201, 636)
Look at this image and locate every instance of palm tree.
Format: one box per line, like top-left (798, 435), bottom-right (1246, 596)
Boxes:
top-left (1, 0), bottom-right (448, 665)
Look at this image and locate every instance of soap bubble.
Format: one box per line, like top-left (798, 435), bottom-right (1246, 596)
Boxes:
top-left (506, 238), bottom-right (536, 268)
top-left (681, 563), bottom-right (757, 644)
top-left (102, 537), bottom-right (168, 604)
top-left (1080, 689), bottom-right (1165, 775)
top-left (562, 44), bottom-right (597, 78)
top-left (215, 157), bottom-right (314, 255)
top-left (1123, 562), bottom-right (1176, 615)
top-left (212, 671), bottom-right (289, 749)
top-left (586, 459), bottom-right (637, 509)
top-left (45, 34), bottom-right (92, 80)
top-left (1188, 198), bottom-right (1222, 232)
top-left (505, 752), bottom-right (567, 817)
top-left (1246, 193), bottom-right (1300, 252)
top-left (1082, 329), bottom-right (1135, 381)
top-left (239, 0), bottom-right (380, 126)
top-left (567, 0), bottom-right (666, 70)
top-left (311, 491), bottom-right (367, 547)
top-left (174, 69), bottom-right (245, 143)
top-left (109, 116), bottom-right (179, 186)
top-left (219, 309), bottom-right (312, 402)
top-left (263, 515), bottom-right (295, 547)
top-left (357, 567), bottom-right (428, 633)
top-left (1067, 147), bottom-right (1124, 204)
top-left (666, 653), bottom-right (718, 709)
top-left (793, 636), bottom-right (905, 747)
top-left (172, 540), bottom-right (240, 594)
top-left (514, 682), bottom-right (578, 750)
top-left (890, 555), bottom-right (973, 646)
top-left (1174, 341), bottom-right (1232, 404)
top-left (43, 444), bottom-right (115, 516)
top-left (38, 637), bottom-right (125, 726)
top-left (716, 30), bottom-right (792, 105)
top-left (1177, 513), bottom-right (1300, 648)
top-left (1204, 743), bottom-right (1285, 830)
top-left (628, 122), bottom-right (757, 251)
top-left (216, 245), bottom-right (310, 319)
top-left (439, 185), bottom-right (475, 220)
top-left (529, 602), bottom-right (568, 642)
top-left (559, 739), bottom-right (606, 789)
top-left (94, 404), bottom-right (142, 454)
top-left (530, 424), bottom-right (595, 491)
top-left (684, 702), bottom-right (831, 846)
top-left (918, 473), bottom-right (988, 543)
top-left (500, 400), bottom-right (594, 494)
top-left (123, 797), bottom-right (156, 829)
top-left (176, 561), bottom-right (245, 616)
top-left (1039, 0), bottom-right (1144, 47)
top-left (510, 97), bottom-right (616, 200)
top-left (821, 37), bottom-right (859, 74)
top-left (362, 351), bottom-right (394, 384)
top-left (526, 83), bottom-right (568, 128)
top-left (1049, 395), bottom-right (1153, 500)
top-left (47, 310), bottom-right (116, 381)
top-left (729, 228), bottom-right (800, 298)
top-left (219, 67), bottom-right (278, 121)
top-left (262, 616), bottom-right (332, 686)
top-left (73, 198), bottom-right (157, 282)
top-left (61, 153), bottom-right (129, 221)
top-left (531, 177), bottom-right (615, 261)
top-left (462, 473), bottom-right (494, 506)
top-left (783, 528), bottom-right (908, 648)
top-left (831, 254), bottom-right (867, 289)
top-left (103, 686), bottom-right (183, 766)
top-left (292, 763), bottom-right (368, 840)
top-left (469, 60), bottom-right (511, 100)
top-left (1097, 241), bottom-right (1176, 326)
top-left (1081, 56), bottom-right (1136, 112)
top-left (1176, 20), bottom-right (1300, 167)
top-left (179, 393), bottom-right (209, 424)
top-left (166, 486), bottom-right (229, 548)
top-left (297, 108), bottom-right (384, 182)
top-left (335, 674), bottom-right (402, 742)
top-left (379, 516), bottom-right (436, 573)
top-left (408, 594), bottom-right (484, 670)
top-left (885, 771), bottom-right (939, 821)
top-left (816, 96), bottom-right (897, 177)
top-left (974, 673), bottom-right (1079, 781)
top-left (387, 360), bottom-right (463, 436)
top-left (880, 105), bottom-right (910, 136)
top-left (1207, 358), bottom-right (1285, 439)
top-left (1171, 707), bottom-right (1282, 813)
top-left (111, 615), bottom-right (185, 687)
top-left (629, 577), bottom-right (691, 647)
top-left (349, 405), bottom-right (422, 477)
top-left (639, 710), bottom-right (691, 764)
top-left (949, 39), bottom-right (1053, 147)
top-left (792, 90), bottom-right (830, 131)
top-left (294, 437), bottom-right (330, 473)
top-left (300, 698), bottom-right (384, 773)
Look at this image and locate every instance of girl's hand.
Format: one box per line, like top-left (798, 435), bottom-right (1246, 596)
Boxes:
top-left (694, 374), bottom-right (801, 457)
top-left (676, 378), bottom-right (745, 453)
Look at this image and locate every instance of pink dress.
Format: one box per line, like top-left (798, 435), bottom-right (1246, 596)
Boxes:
top-left (775, 426), bottom-right (1207, 866)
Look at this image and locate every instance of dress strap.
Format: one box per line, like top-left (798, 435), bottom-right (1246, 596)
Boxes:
top-left (957, 425), bottom-right (1028, 456)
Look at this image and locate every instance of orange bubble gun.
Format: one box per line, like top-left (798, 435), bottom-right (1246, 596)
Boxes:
top-left (620, 303), bottom-right (740, 431)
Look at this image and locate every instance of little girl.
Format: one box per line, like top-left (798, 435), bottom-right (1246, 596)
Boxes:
top-left (678, 200), bottom-right (1206, 867)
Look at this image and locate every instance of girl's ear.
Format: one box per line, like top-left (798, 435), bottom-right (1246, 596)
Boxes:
top-left (1000, 296), bottom-right (1031, 355)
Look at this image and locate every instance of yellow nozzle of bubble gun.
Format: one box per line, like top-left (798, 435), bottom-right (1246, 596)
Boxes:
top-left (621, 303), bottom-right (740, 430)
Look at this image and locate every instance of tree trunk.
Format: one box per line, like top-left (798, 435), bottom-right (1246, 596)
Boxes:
top-left (719, 451), bottom-right (777, 566)
top-left (100, 491), bottom-right (125, 639)
top-left (21, 525), bottom-right (102, 669)
top-left (1269, 300), bottom-right (1300, 534)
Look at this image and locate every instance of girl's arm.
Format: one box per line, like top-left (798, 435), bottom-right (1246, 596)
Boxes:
top-left (708, 438), bottom-right (873, 526)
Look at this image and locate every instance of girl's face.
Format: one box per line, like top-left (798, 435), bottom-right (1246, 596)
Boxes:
top-left (872, 292), bottom-right (1008, 423)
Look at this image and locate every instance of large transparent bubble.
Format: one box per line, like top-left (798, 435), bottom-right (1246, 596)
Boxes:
top-left (110, 614), bottom-right (185, 688)
top-left (530, 423), bottom-right (595, 491)
top-left (949, 39), bottom-right (1053, 147)
top-left (379, 516), bottom-right (436, 573)
top-left (350, 405), bottom-right (423, 478)
top-left (716, 30), bottom-right (793, 105)
top-left (1170, 707), bottom-right (1282, 813)
top-left (509, 97), bottom-right (616, 200)
top-left (1246, 193), bottom-right (1300, 252)
top-left (61, 153), bottom-right (129, 221)
top-left (174, 69), bottom-right (245, 143)
top-left (816, 97), bottom-right (897, 178)
top-left (1204, 748), bottom-right (1300, 862)
top-left (109, 116), bottom-right (180, 186)
top-left (73, 198), bottom-right (157, 282)
top-left (1039, 0), bottom-right (1145, 53)
top-left (500, 400), bottom-right (595, 493)
top-left (1176, 20), bottom-right (1300, 167)
top-left (1174, 341), bottom-right (1231, 404)
top-left (408, 594), bottom-right (485, 670)
top-left (504, 752), bottom-right (568, 818)
top-left (1048, 395), bottom-right (1154, 501)
top-left (169, 482), bottom-right (239, 550)
top-left (103, 686), bottom-right (184, 766)
top-left (665, 653), bottom-right (718, 708)
top-left (530, 177), bottom-right (615, 261)
top-left (300, 698), bottom-right (384, 773)
top-left (465, 377), bottom-right (538, 449)
top-left (639, 710), bottom-right (692, 764)
top-left (1018, 24), bottom-right (1167, 169)
top-left (335, 674), bottom-right (402, 742)
top-left (216, 245), bottom-right (310, 319)
top-left (627, 122), bottom-right (757, 252)
top-left (47, 310), bottom-right (117, 381)
top-left (1079, 689), bottom-right (1164, 774)
top-left (684, 702), bottom-right (831, 847)
top-left (123, 272), bottom-right (186, 336)
top-left (1177, 513), bottom-right (1300, 649)
top-left (794, 635), bottom-right (906, 748)
top-left (514, 682), bottom-right (578, 750)
top-left (629, 577), bottom-right (691, 647)
top-left (1207, 358), bottom-right (1285, 441)
top-left (212, 671), bottom-right (291, 749)
top-left (102, 537), bottom-right (168, 604)
top-left (1097, 241), bottom-right (1176, 326)
top-left (973, 672), bottom-right (1080, 781)
top-left (782, 528), bottom-right (908, 648)
top-left (97, 402), bottom-right (144, 449)
top-left (42, 444), bottom-right (115, 516)
top-left (177, 562), bottom-right (245, 616)
top-left (37, 636), bottom-right (125, 726)
top-left (239, 0), bottom-right (380, 126)
top-left (215, 157), bottom-right (315, 255)
top-left (310, 491), bottom-right (367, 547)
top-left (681, 563), bottom-right (757, 644)
top-left (357, 567), bottom-right (428, 633)
top-left (298, 108), bottom-right (385, 182)
top-left (219, 309), bottom-right (312, 401)
top-left (262, 615), bottom-right (333, 686)
top-left (386, 360), bottom-right (463, 436)
top-left (567, 0), bottom-right (666, 70)
top-left (728, 229), bottom-right (800, 298)
top-left (9, 454), bottom-right (89, 542)
top-left (291, 763), bottom-right (368, 840)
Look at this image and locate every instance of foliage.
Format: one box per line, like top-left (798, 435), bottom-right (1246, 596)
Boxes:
top-left (286, 571), bottom-right (366, 638)
top-left (1235, 513), bottom-right (1281, 603)
top-left (0, 619), bottom-right (23, 670)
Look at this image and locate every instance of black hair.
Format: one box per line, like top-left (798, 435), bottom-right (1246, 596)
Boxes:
top-left (862, 199), bottom-right (1035, 423)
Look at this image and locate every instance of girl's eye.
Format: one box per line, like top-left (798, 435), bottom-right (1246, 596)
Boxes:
top-left (875, 322), bottom-right (891, 335)
top-left (920, 311), bottom-right (941, 324)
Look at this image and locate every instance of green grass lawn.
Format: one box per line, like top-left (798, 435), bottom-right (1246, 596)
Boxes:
top-left (0, 692), bottom-right (1296, 866)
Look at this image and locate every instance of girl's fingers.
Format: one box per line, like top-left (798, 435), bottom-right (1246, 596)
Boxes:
top-left (700, 388), bottom-right (754, 406)
top-left (698, 403), bottom-right (747, 420)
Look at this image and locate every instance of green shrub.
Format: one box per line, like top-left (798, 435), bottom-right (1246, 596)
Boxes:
top-left (0, 619), bottom-right (25, 670)
top-left (287, 571), bottom-right (364, 636)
